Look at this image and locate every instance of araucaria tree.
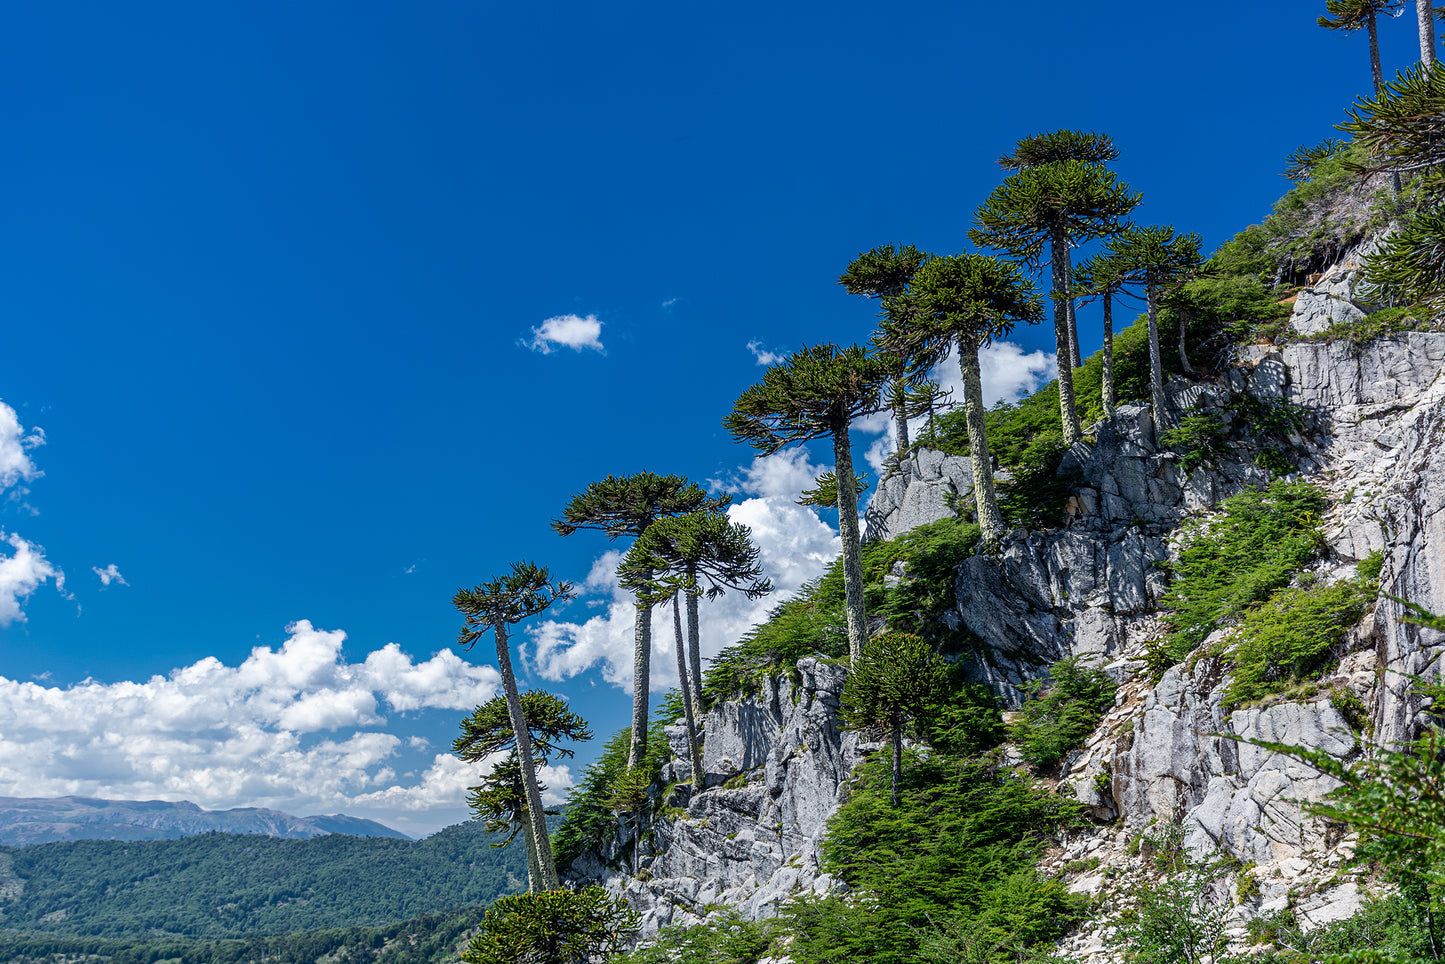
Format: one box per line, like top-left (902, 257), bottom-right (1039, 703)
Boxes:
top-left (725, 343), bottom-right (888, 664)
top-left (1416, 0), bottom-right (1436, 68)
top-left (454, 690), bottom-right (592, 890)
top-left (885, 253), bottom-right (1043, 543)
top-left (1073, 251), bottom-right (1132, 419)
top-left (452, 561), bottom-right (576, 891)
top-left (619, 511), bottom-right (772, 789)
top-left (1105, 225), bottom-right (1203, 431)
top-left (838, 243), bottom-right (929, 453)
top-left (552, 473), bottom-right (729, 769)
top-left (997, 130), bottom-right (1124, 369)
top-left (972, 158), bottom-right (1140, 445)
top-left (1319, 0), bottom-right (1406, 195)
top-left (840, 632), bottom-right (946, 807)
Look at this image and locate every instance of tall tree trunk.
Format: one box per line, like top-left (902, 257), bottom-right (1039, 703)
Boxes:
top-left (685, 589), bottom-right (704, 723)
top-left (833, 416), bottom-right (868, 664)
top-left (890, 720), bottom-right (903, 809)
top-left (893, 378), bottom-right (911, 454)
top-left (628, 584), bottom-right (653, 769)
top-left (1064, 244), bottom-right (1082, 368)
top-left (493, 622), bottom-right (560, 890)
top-left (1051, 223), bottom-right (1083, 445)
top-left (522, 818), bottom-right (541, 893)
top-left (960, 334), bottom-right (1006, 542)
top-left (1178, 309), bottom-right (1194, 375)
top-left (672, 593), bottom-right (705, 790)
top-left (1419, 0), bottom-right (1436, 69)
top-left (1146, 283), bottom-right (1169, 435)
top-left (1101, 293), bottom-right (1117, 418)
top-left (1367, 15), bottom-right (1405, 198)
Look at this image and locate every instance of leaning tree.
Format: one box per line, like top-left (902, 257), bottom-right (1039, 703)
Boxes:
top-left (454, 690), bottom-right (592, 890)
top-left (884, 253), bottom-right (1043, 543)
top-left (552, 473), bottom-right (729, 769)
top-left (971, 159), bottom-right (1140, 445)
top-left (619, 511), bottom-right (772, 788)
top-left (725, 343), bottom-right (888, 664)
top-left (1104, 225), bottom-right (1203, 432)
top-left (838, 243), bottom-right (930, 453)
top-left (997, 130), bottom-right (1125, 369)
top-left (452, 561), bottom-right (575, 891)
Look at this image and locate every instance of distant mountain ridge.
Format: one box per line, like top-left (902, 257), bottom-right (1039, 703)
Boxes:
top-left (0, 796), bottom-right (409, 845)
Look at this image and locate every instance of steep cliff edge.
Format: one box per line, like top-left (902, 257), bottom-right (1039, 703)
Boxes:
top-left (570, 267), bottom-right (1445, 953)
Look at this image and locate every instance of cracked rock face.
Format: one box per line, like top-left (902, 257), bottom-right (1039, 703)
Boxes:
top-left (863, 449), bottom-right (974, 543)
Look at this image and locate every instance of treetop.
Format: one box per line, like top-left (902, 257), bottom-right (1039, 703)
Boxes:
top-left (970, 160), bottom-right (1141, 264)
top-left (551, 472), bottom-right (731, 539)
top-left (838, 243), bottom-right (930, 300)
top-left (724, 343), bottom-right (888, 454)
top-left (454, 689), bottom-right (594, 763)
top-left (1072, 250), bottom-right (1134, 301)
top-left (1317, 0), bottom-right (1404, 34)
top-left (618, 510), bottom-right (773, 603)
top-left (1104, 224), bottom-right (1204, 288)
top-left (997, 128), bottom-right (1120, 169)
top-left (452, 561), bottom-right (575, 648)
top-left (881, 253), bottom-right (1042, 367)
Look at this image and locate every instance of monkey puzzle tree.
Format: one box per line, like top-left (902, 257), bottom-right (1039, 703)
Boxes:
top-left (1418, 0), bottom-right (1437, 68)
top-left (552, 473), bottom-right (729, 769)
top-left (840, 632), bottom-right (946, 807)
top-left (839, 243), bottom-right (930, 452)
top-left (1104, 225), bottom-right (1203, 431)
top-left (883, 253), bottom-right (1043, 543)
top-left (452, 562), bottom-right (575, 891)
top-left (972, 160), bottom-right (1140, 444)
top-left (725, 343), bottom-right (888, 664)
top-left (455, 690), bottom-right (592, 890)
top-left (463, 886), bottom-right (639, 964)
top-left (1339, 61), bottom-right (1445, 183)
top-left (619, 512), bottom-right (772, 789)
top-left (1319, 0), bottom-right (1406, 195)
top-left (1073, 250), bottom-right (1133, 419)
top-left (997, 130), bottom-right (1127, 369)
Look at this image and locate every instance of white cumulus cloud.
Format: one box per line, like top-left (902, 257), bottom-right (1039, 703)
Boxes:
top-left (0, 401), bottom-right (44, 492)
top-left (0, 532), bottom-right (64, 626)
top-left (529, 448), bottom-right (840, 691)
top-left (525, 314), bottom-right (605, 355)
top-left (0, 620), bottom-right (518, 836)
top-left (92, 564), bottom-right (128, 587)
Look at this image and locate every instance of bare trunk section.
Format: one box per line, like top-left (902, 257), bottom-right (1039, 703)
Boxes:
top-left (685, 590), bottom-right (704, 716)
top-left (494, 621), bottom-right (560, 890)
top-left (1178, 310), bottom-right (1194, 375)
top-left (833, 416), bottom-right (868, 664)
top-left (1051, 223), bottom-right (1083, 445)
top-left (629, 595), bottom-right (652, 769)
top-left (522, 820), bottom-right (541, 893)
top-left (959, 334), bottom-right (1006, 542)
top-left (1419, 0), bottom-right (1436, 69)
top-left (1146, 283), bottom-right (1168, 435)
top-left (1101, 293), bottom-right (1117, 418)
top-left (672, 593), bottom-right (705, 790)
top-left (1369, 16), bottom-right (1406, 199)
top-left (1064, 244), bottom-right (1082, 368)
top-left (893, 378), bottom-right (911, 454)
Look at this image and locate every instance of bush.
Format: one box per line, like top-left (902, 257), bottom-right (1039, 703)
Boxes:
top-left (461, 886), bottom-right (638, 964)
top-left (1159, 413), bottom-right (1229, 475)
top-left (1151, 480), bottom-right (1329, 675)
top-left (1009, 658), bottom-right (1117, 769)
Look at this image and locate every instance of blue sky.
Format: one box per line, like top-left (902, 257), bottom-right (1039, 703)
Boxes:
top-left (0, 2), bottom-right (1428, 836)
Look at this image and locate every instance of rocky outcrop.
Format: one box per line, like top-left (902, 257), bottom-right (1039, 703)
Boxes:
top-left (573, 659), bottom-right (859, 938)
top-left (862, 448), bottom-right (973, 543)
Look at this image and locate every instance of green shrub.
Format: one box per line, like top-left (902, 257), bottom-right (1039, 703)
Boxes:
top-left (1009, 657), bottom-right (1117, 769)
top-left (613, 908), bottom-right (773, 963)
top-left (996, 431), bottom-right (1080, 529)
top-left (1223, 558), bottom-right (1379, 707)
top-left (1150, 480), bottom-right (1329, 676)
top-left (1159, 413), bottom-right (1229, 475)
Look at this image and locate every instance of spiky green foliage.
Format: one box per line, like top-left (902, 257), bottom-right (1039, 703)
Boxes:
top-left (1009, 657), bottom-right (1117, 769)
top-left (619, 512), bottom-right (772, 605)
top-left (796, 470), bottom-right (869, 509)
top-left (842, 632), bottom-right (947, 805)
top-left (971, 161), bottom-right (1141, 265)
top-left (1284, 138), bottom-right (1350, 182)
top-left (1151, 480), bottom-right (1330, 674)
top-left (997, 129), bottom-right (1120, 169)
top-left (1106, 224), bottom-right (1205, 296)
top-left (453, 562), bottom-right (576, 644)
top-left (1106, 823), bottom-right (1235, 964)
top-left (1362, 205), bottom-right (1445, 313)
top-left (838, 243), bottom-right (929, 300)
top-left (723, 343), bottom-right (888, 453)
top-left (551, 474), bottom-right (730, 540)
top-left (886, 254), bottom-right (1044, 360)
top-left (1339, 61), bottom-right (1445, 182)
top-left (614, 909), bottom-right (775, 964)
top-left (461, 886), bottom-right (638, 964)
top-left (1318, 0), bottom-right (1404, 35)
top-left (804, 751), bottom-right (1083, 964)
top-left (455, 690), bottom-right (593, 765)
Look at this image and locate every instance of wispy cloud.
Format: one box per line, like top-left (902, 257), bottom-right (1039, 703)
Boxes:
top-left (0, 401), bottom-right (44, 492)
top-left (524, 314), bottom-right (605, 355)
top-left (92, 564), bottom-right (128, 588)
top-left (746, 339), bottom-right (784, 366)
top-left (661, 297), bottom-right (678, 311)
top-left (0, 532), bottom-right (64, 626)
